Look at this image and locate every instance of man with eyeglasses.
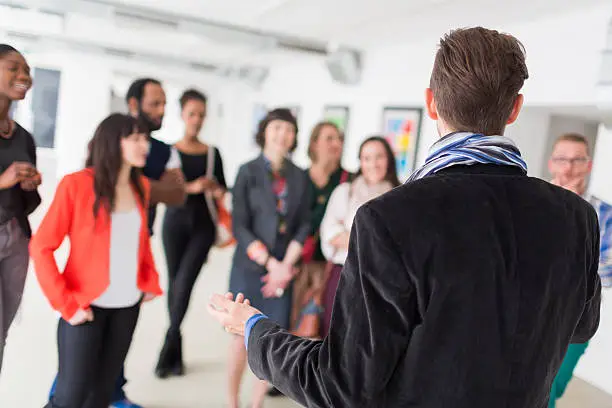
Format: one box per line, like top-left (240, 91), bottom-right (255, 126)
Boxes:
top-left (547, 132), bottom-right (612, 407)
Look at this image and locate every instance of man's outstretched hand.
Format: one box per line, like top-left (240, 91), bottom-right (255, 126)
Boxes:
top-left (207, 292), bottom-right (261, 336)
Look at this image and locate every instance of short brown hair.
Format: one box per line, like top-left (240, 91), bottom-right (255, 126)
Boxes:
top-left (554, 133), bottom-right (591, 156)
top-left (307, 121), bottom-right (342, 161)
top-left (430, 27), bottom-right (529, 135)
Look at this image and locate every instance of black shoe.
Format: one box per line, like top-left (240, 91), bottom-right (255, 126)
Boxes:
top-left (170, 335), bottom-right (185, 376)
top-left (170, 361), bottom-right (185, 377)
top-left (154, 350), bottom-right (172, 379)
top-left (154, 359), bottom-right (172, 379)
top-left (267, 387), bottom-right (284, 397)
top-left (155, 331), bottom-right (179, 379)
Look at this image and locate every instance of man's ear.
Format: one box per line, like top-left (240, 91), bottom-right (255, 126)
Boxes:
top-left (425, 88), bottom-right (438, 121)
top-left (127, 97), bottom-right (139, 117)
top-left (506, 94), bottom-right (524, 125)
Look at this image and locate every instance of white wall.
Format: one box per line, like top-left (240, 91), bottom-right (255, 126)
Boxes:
top-left (504, 109), bottom-right (552, 178)
top-left (590, 124), bottom-right (612, 203)
top-left (257, 4), bottom-right (611, 177)
top-left (54, 54), bottom-right (112, 177)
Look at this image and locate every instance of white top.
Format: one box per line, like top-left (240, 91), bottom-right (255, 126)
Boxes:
top-left (166, 147), bottom-right (181, 170)
top-left (320, 176), bottom-right (393, 265)
top-left (92, 209), bottom-right (142, 308)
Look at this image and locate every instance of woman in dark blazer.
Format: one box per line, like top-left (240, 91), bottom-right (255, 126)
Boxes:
top-left (227, 108), bottom-right (310, 408)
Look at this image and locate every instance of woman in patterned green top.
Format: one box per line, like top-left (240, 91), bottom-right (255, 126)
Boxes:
top-left (291, 121), bottom-right (350, 336)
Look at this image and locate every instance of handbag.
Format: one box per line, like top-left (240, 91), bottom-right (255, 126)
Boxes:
top-left (204, 146), bottom-right (235, 248)
top-left (291, 260), bottom-right (339, 339)
top-left (301, 170), bottom-right (350, 263)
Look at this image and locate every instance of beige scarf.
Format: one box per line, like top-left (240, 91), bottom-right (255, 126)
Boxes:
top-left (348, 175), bottom-right (393, 216)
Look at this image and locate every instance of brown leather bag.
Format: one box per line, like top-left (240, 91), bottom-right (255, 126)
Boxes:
top-left (292, 260), bottom-right (340, 338)
top-left (291, 262), bottom-right (326, 338)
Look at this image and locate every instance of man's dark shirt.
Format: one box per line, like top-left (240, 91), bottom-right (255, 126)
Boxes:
top-left (247, 164), bottom-right (601, 408)
top-left (142, 137), bottom-right (171, 235)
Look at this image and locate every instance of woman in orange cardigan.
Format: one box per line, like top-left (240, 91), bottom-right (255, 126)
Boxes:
top-left (30, 113), bottom-right (162, 408)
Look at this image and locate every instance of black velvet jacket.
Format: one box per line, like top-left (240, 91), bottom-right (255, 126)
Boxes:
top-left (247, 164), bottom-right (601, 408)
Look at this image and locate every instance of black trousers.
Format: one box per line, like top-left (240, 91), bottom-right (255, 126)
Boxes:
top-left (46, 302), bottom-right (140, 408)
top-left (162, 207), bottom-right (215, 336)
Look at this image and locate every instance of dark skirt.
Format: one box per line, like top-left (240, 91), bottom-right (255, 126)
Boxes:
top-left (321, 264), bottom-right (343, 337)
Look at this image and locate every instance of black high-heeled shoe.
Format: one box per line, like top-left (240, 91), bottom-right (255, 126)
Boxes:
top-left (169, 334), bottom-right (185, 376)
top-left (155, 332), bottom-right (179, 379)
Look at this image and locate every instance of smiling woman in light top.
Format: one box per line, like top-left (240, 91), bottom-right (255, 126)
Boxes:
top-left (319, 136), bottom-right (399, 335)
top-left (30, 113), bottom-right (162, 408)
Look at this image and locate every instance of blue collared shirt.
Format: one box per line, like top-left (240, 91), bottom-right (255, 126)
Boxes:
top-left (587, 195), bottom-right (612, 288)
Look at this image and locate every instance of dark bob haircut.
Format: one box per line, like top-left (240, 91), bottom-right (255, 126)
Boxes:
top-left (255, 108), bottom-right (298, 152)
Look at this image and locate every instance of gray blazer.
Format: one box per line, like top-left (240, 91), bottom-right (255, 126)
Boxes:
top-left (231, 154), bottom-right (311, 271)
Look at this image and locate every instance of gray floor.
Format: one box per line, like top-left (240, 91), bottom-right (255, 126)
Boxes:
top-left (0, 179), bottom-right (611, 407)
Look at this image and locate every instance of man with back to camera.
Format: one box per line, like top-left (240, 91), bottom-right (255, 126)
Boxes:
top-left (207, 27), bottom-right (601, 407)
top-left (547, 132), bottom-right (612, 407)
top-left (48, 78), bottom-right (186, 408)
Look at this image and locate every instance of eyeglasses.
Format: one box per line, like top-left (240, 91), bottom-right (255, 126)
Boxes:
top-left (551, 157), bottom-right (589, 166)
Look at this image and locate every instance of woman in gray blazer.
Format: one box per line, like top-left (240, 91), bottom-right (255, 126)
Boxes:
top-left (227, 108), bottom-right (311, 408)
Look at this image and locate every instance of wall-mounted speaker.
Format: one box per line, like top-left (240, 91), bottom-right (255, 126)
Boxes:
top-left (325, 47), bottom-right (362, 85)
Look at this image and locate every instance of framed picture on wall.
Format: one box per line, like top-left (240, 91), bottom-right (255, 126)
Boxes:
top-left (381, 106), bottom-right (423, 181)
top-left (323, 105), bottom-right (350, 132)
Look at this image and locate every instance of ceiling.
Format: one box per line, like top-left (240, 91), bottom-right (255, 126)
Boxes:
top-left (96, 0), bottom-right (610, 46)
top-left (0, 0), bottom-right (609, 85)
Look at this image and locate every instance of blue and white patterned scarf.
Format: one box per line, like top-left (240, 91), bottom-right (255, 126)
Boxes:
top-left (408, 132), bottom-right (527, 182)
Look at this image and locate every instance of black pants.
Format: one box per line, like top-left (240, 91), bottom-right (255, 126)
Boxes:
top-left (46, 303), bottom-right (140, 408)
top-left (162, 207), bottom-right (215, 336)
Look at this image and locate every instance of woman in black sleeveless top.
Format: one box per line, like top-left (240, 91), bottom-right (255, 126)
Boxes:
top-left (0, 44), bottom-right (42, 373)
top-left (155, 89), bottom-right (226, 378)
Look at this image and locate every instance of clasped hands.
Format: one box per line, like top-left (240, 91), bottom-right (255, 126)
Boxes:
top-left (261, 257), bottom-right (296, 298)
top-left (249, 246), bottom-right (295, 298)
top-left (0, 161), bottom-right (41, 191)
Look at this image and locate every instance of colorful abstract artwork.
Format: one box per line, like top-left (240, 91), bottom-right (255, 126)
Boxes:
top-left (322, 105), bottom-right (350, 132)
top-left (381, 107), bottom-right (423, 181)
